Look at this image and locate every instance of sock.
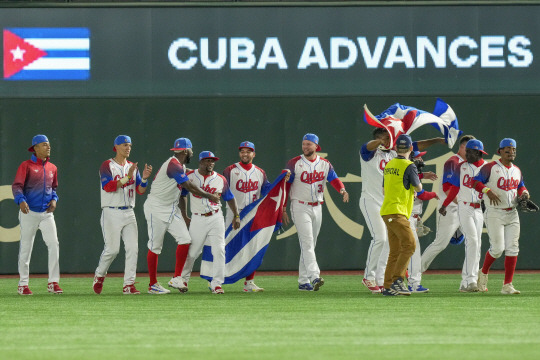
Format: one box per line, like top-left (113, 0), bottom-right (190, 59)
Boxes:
top-left (174, 244), bottom-right (190, 278)
top-left (504, 256), bottom-right (518, 285)
top-left (147, 250), bottom-right (159, 286)
top-left (481, 251), bottom-right (497, 274)
top-left (246, 271), bottom-right (255, 282)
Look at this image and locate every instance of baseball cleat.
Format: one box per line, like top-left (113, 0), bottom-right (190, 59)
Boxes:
top-left (477, 272), bottom-right (489, 292)
top-left (47, 282), bottom-right (63, 294)
top-left (298, 283), bottom-right (314, 291)
top-left (382, 288), bottom-right (399, 296)
top-left (312, 277), bottom-right (325, 291)
top-left (148, 282), bottom-right (171, 294)
top-left (408, 284), bottom-right (430, 293)
top-left (93, 276), bottom-right (105, 294)
top-left (362, 278), bottom-right (381, 294)
top-left (501, 283), bottom-right (521, 295)
top-left (243, 280), bottom-right (264, 292)
top-left (123, 284), bottom-right (141, 295)
top-left (18, 285), bottom-right (33, 295)
top-left (459, 283), bottom-right (479, 293)
top-left (168, 276), bottom-right (189, 293)
top-left (390, 278), bottom-right (411, 296)
top-left (211, 286), bottom-right (225, 294)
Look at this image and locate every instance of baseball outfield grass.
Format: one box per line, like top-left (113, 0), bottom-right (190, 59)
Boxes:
top-left (1, 273), bottom-right (539, 360)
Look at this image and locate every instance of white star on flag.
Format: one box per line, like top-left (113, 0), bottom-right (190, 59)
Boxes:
top-left (10, 46), bottom-right (26, 61)
top-left (270, 188), bottom-right (283, 211)
top-left (386, 119), bottom-right (404, 137)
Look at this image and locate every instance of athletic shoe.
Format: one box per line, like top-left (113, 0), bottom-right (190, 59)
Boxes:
top-left (123, 284), bottom-right (140, 295)
top-left (243, 280), bottom-right (264, 292)
top-left (390, 278), bottom-right (411, 296)
top-left (477, 272), bottom-right (489, 292)
top-left (408, 284), bottom-right (430, 293)
top-left (18, 285), bottom-right (33, 295)
top-left (381, 288), bottom-right (399, 296)
top-left (362, 278), bottom-right (381, 294)
top-left (93, 276), bottom-right (105, 294)
top-left (211, 286), bottom-right (225, 294)
top-left (459, 283), bottom-right (479, 293)
top-left (47, 282), bottom-right (63, 294)
top-left (312, 277), bottom-right (325, 291)
top-left (148, 282), bottom-right (171, 294)
top-left (501, 283), bottom-right (521, 295)
top-left (298, 283), bottom-right (314, 291)
top-left (168, 276), bottom-right (189, 293)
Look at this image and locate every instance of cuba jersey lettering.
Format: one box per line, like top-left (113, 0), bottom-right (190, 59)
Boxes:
top-left (100, 159), bottom-right (141, 208)
top-left (474, 159), bottom-right (525, 209)
top-left (359, 144), bottom-right (397, 204)
top-left (286, 155), bottom-right (338, 203)
top-left (223, 162), bottom-right (269, 210)
top-left (146, 157), bottom-right (188, 207)
top-left (181, 170), bottom-right (235, 214)
top-left (448, 160), bottom-right (486, 204)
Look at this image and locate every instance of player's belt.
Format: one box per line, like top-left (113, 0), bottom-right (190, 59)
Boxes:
top-left (298, 200), bottom-right (324, 206)
top-left (194, 209), bottom-right (219, 217)
top-left (501, 207), bottom-right (515, 211)
top-left (107, 206), bottom-right (133, 210)
top-left (463, 202), bottom-right (481, 209)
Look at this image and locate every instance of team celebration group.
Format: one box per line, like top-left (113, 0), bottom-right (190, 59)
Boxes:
top-left (11, 128), bottom-right (530, 296)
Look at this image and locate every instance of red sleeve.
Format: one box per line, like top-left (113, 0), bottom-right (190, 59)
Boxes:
top-left (417, 190), bottom-right (437, 201)
top-left (12, 161), bottom-right (28, 203)
top-left (103, 180), bottom-right (118, 192)
top-left (473, 180), bottom-right (486, 193)
top-left (442, 182), bottom-right (452, 193)
top-left (518, 186), bottom-right (528, 196)
top-left (329, 178), bottom-right (345, 193)
top-left (443, 184), bottom-right (460, 207)
top-left (418, 173), bottom-right (424, 180)
top-left (283, 182), bottom-right (292, 207)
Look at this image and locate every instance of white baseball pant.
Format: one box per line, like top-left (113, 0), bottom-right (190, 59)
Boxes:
top-left (95, 208), bottom-right (138, 286)
top-left (484, 208), bottom-right (520, 258)
top-left (359, 195), bottom-right (388, 283)
top-left (458, 203), bottom-right (484, 288)
top-left (144, 205), bottom-right (191, 255)
top-left (181, 211), bottom-right (226, 289)
top-left (18, 210), bottom-right (60, 286)
top-left (407, 215), bottom-right (422, 288)
top-left (291, 200), bottom-right (322, 284)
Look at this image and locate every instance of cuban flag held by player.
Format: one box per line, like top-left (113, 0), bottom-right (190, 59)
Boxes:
top-left (200, 171), bottom-right (287, 284)
top-left (3, 28), bottom-right (90, 80)
top-left (363, 98), bottom-right (462, 148)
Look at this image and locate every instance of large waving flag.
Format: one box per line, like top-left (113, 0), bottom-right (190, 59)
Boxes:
top-left (200, 171), bottom-right (287, 284)
top-left (364, 99), bottom-right (462, 148)
top-left (3, 28), bottom-right (90, 80)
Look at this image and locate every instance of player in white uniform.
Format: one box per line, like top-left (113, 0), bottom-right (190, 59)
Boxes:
top-left (439, 139), bottom-right (488, 292)
top-left (282, 133), bottom-right (349, 291)
top-left (223, 141), bottom-right (271, 292)
top-left (144, 139), bottom-right (220, 295)
top-left (473, 138), bottom-right (530, 294)
top-left (180, 151), bottom-right (241, 294)
top-left (421, 135), bottom-right (476, 274)
top-left (93, 135), bottom-right (152, 295)
top-left (360, 128), bottom-right (442, 293)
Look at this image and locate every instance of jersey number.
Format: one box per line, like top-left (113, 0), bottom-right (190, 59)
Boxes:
top-left (128, 189), bottom-right (134, 198)
top-left (317, 184), bottom-right (323, 193)
top-left (253, 194), bottom-right (257, 202)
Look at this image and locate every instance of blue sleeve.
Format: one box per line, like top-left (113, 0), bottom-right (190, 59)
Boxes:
top-left (51, 190), bottom-right (59, 202)
top-left (360, 144), bottom-right (376, 162)
top-left (327, 167), bottom-right (338, 182)
top-left (412, 142), bottom-right (419, 152)
top-left (442, 158), bottom-right (458, 185)
top-left (286, 158), bottom-right (297, 183)
top-left (448, 166), bottom-right (461, 187)
top-left (474, 164), bottom-right (491, 184)
top-left (222, 188), bottom-right (234, 201)
top-left (135, 170), bottom-right (142, 187)
top-left (181, 188), bottom-right (189, 197)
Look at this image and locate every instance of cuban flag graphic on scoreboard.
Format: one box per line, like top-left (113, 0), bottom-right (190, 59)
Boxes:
top-left (3, 28), bottom-right (90, 80)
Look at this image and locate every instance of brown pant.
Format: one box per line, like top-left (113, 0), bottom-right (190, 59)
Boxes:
top-left (382, 214), bottom-right (416, 289)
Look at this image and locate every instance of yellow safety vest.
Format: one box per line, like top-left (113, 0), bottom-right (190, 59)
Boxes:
top-left (380, 157), bottom-right (415, 219)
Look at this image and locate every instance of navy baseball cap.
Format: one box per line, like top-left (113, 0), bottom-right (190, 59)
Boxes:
top-left (396, 134), bottom-right (413, 150)
top-left (199, 151), bottom-right (219, 162)
top-left (413, 150), bottom-right (427, 158)
top-left (239, 141), bottom-right (255, 151)
top-left (499, 138), bottom-right (516, 148)
top-left (28, 134), bottom-right (49, 152)
top-left (466, 139), bottom-right (488, 155)
top-left (171, 137), bottom-right (192, 151)
top-left (113, 135), bottom-right (131, 152)
top-left (303, 133), bottom-right (321, 151)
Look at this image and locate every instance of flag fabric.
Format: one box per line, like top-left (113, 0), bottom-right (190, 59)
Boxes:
top-left (200, 171), bottom-right (287, 284)
top-left (3, 28), bottom-right (90, 80)
top-left (363, 99), bottom-right (462, 148)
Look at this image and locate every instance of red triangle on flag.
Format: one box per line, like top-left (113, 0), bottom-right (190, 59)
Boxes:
top-left (3, 29), bottom-right (47, 79)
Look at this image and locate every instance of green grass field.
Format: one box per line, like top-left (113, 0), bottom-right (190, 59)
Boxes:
top-left (1, 274), bottom-right (539, 360)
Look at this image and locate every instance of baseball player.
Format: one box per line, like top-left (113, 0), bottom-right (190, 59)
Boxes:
top-left (12, 134), bottom-right (62, 295)
top-left (360, 127), bottom-right (443, 294)
top-left (439, 139), bottom-right (488, 292)
top-left (282, 133), bottom-right (349, 291)
top-left (420, 135), bottom-right (476, 274)
top-left (93, 135), bottom-right (152, 295)
top-left (222, 141), bottom-right (271, 292)
top-left (144, 138), bottom-right (220, 295)
top-left (180, 151), bottom-right (241, 294)
top-left (473, 138), bottom-right (529, 294)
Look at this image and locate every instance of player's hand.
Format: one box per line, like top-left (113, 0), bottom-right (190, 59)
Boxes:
top-left (232, 216), bottom-right (241, 230)
top-left (19, 201), bottom-right (29, 214)
top-left (282, 209), bottom-right (290, 226)
top-left (46, 199), bottom-right (57, 213)
top-left (486, 190), bottom-right (501, 206)
top-left (423, 171), bottom-right (438, 181)
top-left (142, 163), bottom-right (152, 180)
top-left (208, 194), bottom-right (220, 204)
top-left (341, 190), bottom-right (349, 203)
top-left (183, 216), bottom-right (191, 229)
top-left (128, 162), bottom-right (138, 179)
top-left (284, 170), bottom-right (291, 182)
top-left (439, 206), bottom-right (447, 216)
top-left (519, 192), bottom-right (530, 201)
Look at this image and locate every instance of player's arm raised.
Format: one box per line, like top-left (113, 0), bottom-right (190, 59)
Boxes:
top-left (415, 137), bottom-right (446, 151)
top-left (136, 163), bottom-right (152, 195)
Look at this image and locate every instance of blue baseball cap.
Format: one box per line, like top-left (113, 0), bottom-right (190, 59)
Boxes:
top-left (239, 141), bottom-right (255, 151)
top-left (396, 134), bottom-right (412, 150)
top-left (413, 150), bottom-right (426, 158)
top-left (199, 151), bottom-right (219, 162)
top-left (170, 137), bottom-right (192, 151)
top-left (466, 139), bottom-right (488, 155)
top-left (499, 138), bottom-right (516, 149)
top-left (303, 133), bottom-right (321, 151)
top-left (113, 135), bottom-right (131, 152)
top-left (28, 134), bottom-right (49, 152)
